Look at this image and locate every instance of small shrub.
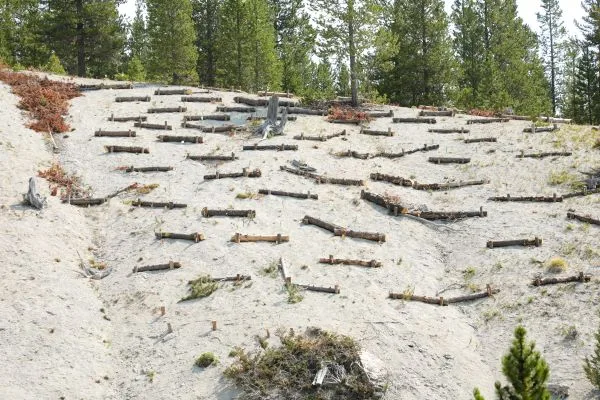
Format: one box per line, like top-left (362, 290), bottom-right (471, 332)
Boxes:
top-left (463, 267), bottom-right (476, 280)
top-left (546, 257), bottom-right (568, 273)
top-left (548, 170), bottom-right (578, 186)
top-left (44, 53), bottom-right (66, 75)
top-left (114, 72), bottom-right (129, 81)
top-left (195, 352), bottom-right (218, 368)
top-left (260, 261), bottom-right (278, 278)
top-left (584, 322), bottom-right (600, 389)
top-left (127, 56), bottom-right (146, 82)
top-left (133, 183), bottom-right (159, 195)
top-left (327, 106), bottom-right (372, 122)
top-left (236, 192), bottom-right (257, 199)
top-left (560, 325), bottom-right (578, 340)
top-left (285, 283), bottom-right (303, 304)
top-left (180, 275), bottom-right (218, 301)
top-left (38, 162), bottom-right (87, 198)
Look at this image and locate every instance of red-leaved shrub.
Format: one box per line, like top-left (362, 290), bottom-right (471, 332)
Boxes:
top-left (327, 106), bottom-right (371, 122)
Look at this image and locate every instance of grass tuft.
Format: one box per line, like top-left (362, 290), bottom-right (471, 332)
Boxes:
top-left (195, 352), bottom-right (219, 368)
top-left (285, 283), bottom-right (303, 304)
top-left (181, 275), bottom-right (218, 301)
top-left (546, 257), bottom-right (568, 273)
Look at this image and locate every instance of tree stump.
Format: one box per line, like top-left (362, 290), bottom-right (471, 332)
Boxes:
top-left (254, 96), bottom-right (288, 139)
top-left (23, 177), bottom-right (47, 209)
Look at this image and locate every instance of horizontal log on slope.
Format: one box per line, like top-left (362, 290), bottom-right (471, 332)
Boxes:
top-left (428, 157), bottom-right (470, 164)
top-left (284, 107), bottom-right (328, 116)
top-left (428, 128), bottom-right (469, 133)
top-left (154, 88), bottom-right (191, 95)
top-left (539, 116), bottom-right (572, 124)
top-left (370, 173), bottom-right (413, 187)
top-left (258, 189), bottom-right (318, 200)
top-left (375, 144), bottom-right (439, 158)
top-left (259, 91), bottom-right (293, 98)
top-left (561, 188), bottom-right (600, 199)
top-left (419, 110), bottom-right (454, 117)
top-left (157, 135), bottom-right (203, 143)
top-left (95, 129), bottom-right (136, 137)
top-left (516, 151), bottom-right (572, 158)
top-left (109, 114), bottom-right (147, 122)
top-left (184, 114), bottom-right (230, 121)
top-left (187, 153), bottom-right (238, 162)
top-left (412, 209), bottom-right (487, 220)
top-left (206, 275), bottom-right (252, 283)
top-left (104, 145), bottom-right (149, 154)
top-left (412, 180), bottom-right (489, 191)
top-left (501, 114), bottom-right (533, 121)
top-left (567, 212), bottom-right (600, 225)
top-left (296, 284), bottom-right (340, 294)
top-left (445, 286), bottom-right (501, 304)
top-left (466, 118), bottom-right (509, 124)
top-left (242, 144), bottom-right (298, 151)
top-left (389, 285), bottom-right (499, 306)
top-left (293, 130), bottom-right (346, 141)
top-left (63, 198), bottom-right (107, 206)
top-left (133, 261), bottom-right (182, 273)
top-left (532, 272), bottom-right (591, 286)
top-left (79, 83), bottom-right (133, 90)
top-left (393, 117), bottom-right (436, 124)
top-left (147, 107), bottom-right (187, 113)
top-left (234, 96), bottom-right (298, 107)
top-left (333, 228), bottom-right (385, 242)
top-left (360, 127), bottom-right (394, 136)
top-left (366, 110), bottom-right (393, 118)
top-left (488, 194), bottom-right (562, 202)
top-left (329, 119), bottom-right (363, 125)
top-left (216, 106), bottom-right (256, 113)
top-left (279, 165), bottom-right (364, 186)
top-left (116, 96), bottom-right (150, 102)
top-left (486, 237), bottom-right (542, 248)
top-left (155, 232), bottom-right (205, 241)
top-left (523, 125), bottom-right (559, 133)
top-left (464, 137), bottom-right (497, 143)
top-left (203, 168), bottom-right (261, 180)
top-left (335, 150), bottom-right (371, 159)
top-left (202, 208), bottom-right (255, 218)
top-left (319, 256), bottom-right (382, 268)
top-left (124, 166), bottom-right (173, 172)
top-left (230, 233), bottom-right (289, 243)
top-left (131, 200), bottom-right (187, 209)
top-left (360, 190), bottom-right (406, 212)
top-left (181, 122), bottom-right (241, 132)
top-left (248, 115), bottom-right (297, 122)
top-left (134, 122), bottom-right (172, 130)
top-left (302, 215), bottom-right (341, 233)
top-left (181, 96), bottom-right (222, 102)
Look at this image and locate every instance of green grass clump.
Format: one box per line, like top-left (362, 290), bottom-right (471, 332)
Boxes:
top-left (260, 260), bottom-right (279, 278)
top-left (236, 192), bottom-right (257, 199)
top-left (180, 275), bottom-right (218, 301)
top-left (546, 257), bottom-right (568, 273)
top-left (285, 283), bottom-right (303, 304)
top-left (548, 170), bottom-right (578, 186)
top-left (224, 328), bottom-right (380, 400)
top-left (195, 352), bottom-right (219, 368)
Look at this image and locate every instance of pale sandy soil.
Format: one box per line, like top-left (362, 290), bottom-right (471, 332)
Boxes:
top-left (1, 73), bottom-right (599, 399)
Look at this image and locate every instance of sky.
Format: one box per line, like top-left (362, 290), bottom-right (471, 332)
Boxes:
top-left (119, 0), bottom-right (586, 37)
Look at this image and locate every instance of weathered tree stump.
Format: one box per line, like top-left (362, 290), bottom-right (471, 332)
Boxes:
top-left (23, 177), bottom-right (46, 209)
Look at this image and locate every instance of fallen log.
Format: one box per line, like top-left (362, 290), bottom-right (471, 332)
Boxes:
top-left (329, 119), bottom-right (363, 125)
top-left (259, 91), bottom-right (293, 98)
top-left (79, 83), bottom-right (133, 91)
top-left (366, 110), bottom-right (394, 118)
top-left (242, 144), bottom-right (298, 151)
top-left (360, 190), bottom-right (405, 211)
top-left (231, 233), bottom-right (289, 243)
top-left (360, 127), bottom-right (394, 137)
top-left (302, 215), bottom-right (340, 233)
top-left (116, 96), bottom-right (150, 102)
top-left (412, 209), bottom-right (487, 220)
top-left (258, 189), bottom-right (318, 200)
top-left (389, 285), bottom-right (499, 306)
top-left (234, 96), bottom-right (298, 108)
top-left (95, 129), bottom-right (136, 137)
top-left (532, 272), bottom-right (591, 286)
top-left (429, 128), bottom-right (469, 133)
top-left (335, 150), bottom-right (371, 160)
top-left (319, 255), bottom-right (382, 268)
top-left (333, 228), bottom-right (385, 243)
top-left (516, 151), bottom-right (572, 159)
top-left (157, 135), bottom-right (203, 143)
top-left (523, 125), bottom-right (559, 133)
top-left (216, 106), bottom-right (256, 113)
top-left (393, 117), bottom-right (436, 124)
top-left (428, 157), bottom-right (470, 164)
top-left (467, 118), bottom-right (510, 124)
top-left (207, 274), bottom-right (252, 283)
top-left (148, 106), bottom-right (187, 114)
top-left (327, 130), bottom-right (347, 139)
top-left (293, 130), bottom-right (345, 141)
top-left (567, 212), bottom-right (600, 226)
top-left (109, 114), bottom-right (147, 122)
top-left (248, 115), bottom-right (297, 122)
top-left (280, 166), bottom-right (363, 186)
top-left (419, 110), bottom-right (454, 117)
top-left (133, 261), bottom-right (182, 273)
top-left (154, 88), bottom-right (191, 95)
top-left (488, 194), bottom-right (562, 202)
top-left (181, 122), bottom-right (240, 133)
top-left (202, 208), bottom-right (255, 218)
top-left (296, 284), bottom-right (340, 294)
top-left (104, 145), bottom-right (149, 154)
top-left (134, 121), bottom-right (172, 130)
top-left (446, 286), bottom-right (501, 304)
top-left (412, 179), bottom-right (489, 191)
top-left (184, 114), bottom-right (230, 121)
top-left (374, 144), bottom-right (439, 158)
top-left (187, 153), bottom-right (238, 162)
top-left (181, 96), bottom-right (222, 102)
top-left (486, 237), bottom-right (542, 248)
top-left (63, 198), bottom-right (107, 207)
top-left (131, 200), bottom-right (187, 209)
top-left (124, 166), bottom-right (173, 172)
top-left (539, 116), bottom-right (572, 124)
top-left (203, 168), bottom-right (261, 180)
top-left (561, 188), bottom-right (600, 199)
top-left (501, 114), bottom-right (533, 121)
top-left (155, 232), bottom-right (205, 242)
top-left (370, 173), bottom-right (413, 187)
top-left (284, 107), bottom-right (328, 116)
top-left (464, 137), bottom-right (497, 143)
top-left (204, 86), bottom-right (245, 93)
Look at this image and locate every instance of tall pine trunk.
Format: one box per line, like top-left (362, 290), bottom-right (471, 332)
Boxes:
top-left (549, 11), bottom-right (556, 115)
top-left (76, 0), bottom-right (85, 77)
top-left (348, 2), bottom-right (358, 106)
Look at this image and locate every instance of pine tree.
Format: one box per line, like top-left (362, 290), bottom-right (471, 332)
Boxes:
top-left (337, 63), bottom-right (351, 96)
top-left (537, 0), bottom-right (566, 115)
top-left (385, 0), bottom-right (454, 106)
top-left (192, 0), bottom-right (221, 86)
top-left (146, 0), bottom-right (198, 84)
top-left (584, 321), bottom-right (600, 389)
top-left (215, 0), bottom-right (248, 89)
top-left (314, 0), bottom-right (382, 106)
top-left (578, 0), bottom-right (600, 51)
top-left (561, 38), bottom-right (581, 120)
top-left (42, 0), bottom-right (126, 77)
top-left (245, 0), bottom-right (280, 91)
top-left (129, 0), bottom-right (148, 61)
top-left (572, 44), bottom-right (599, 125)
